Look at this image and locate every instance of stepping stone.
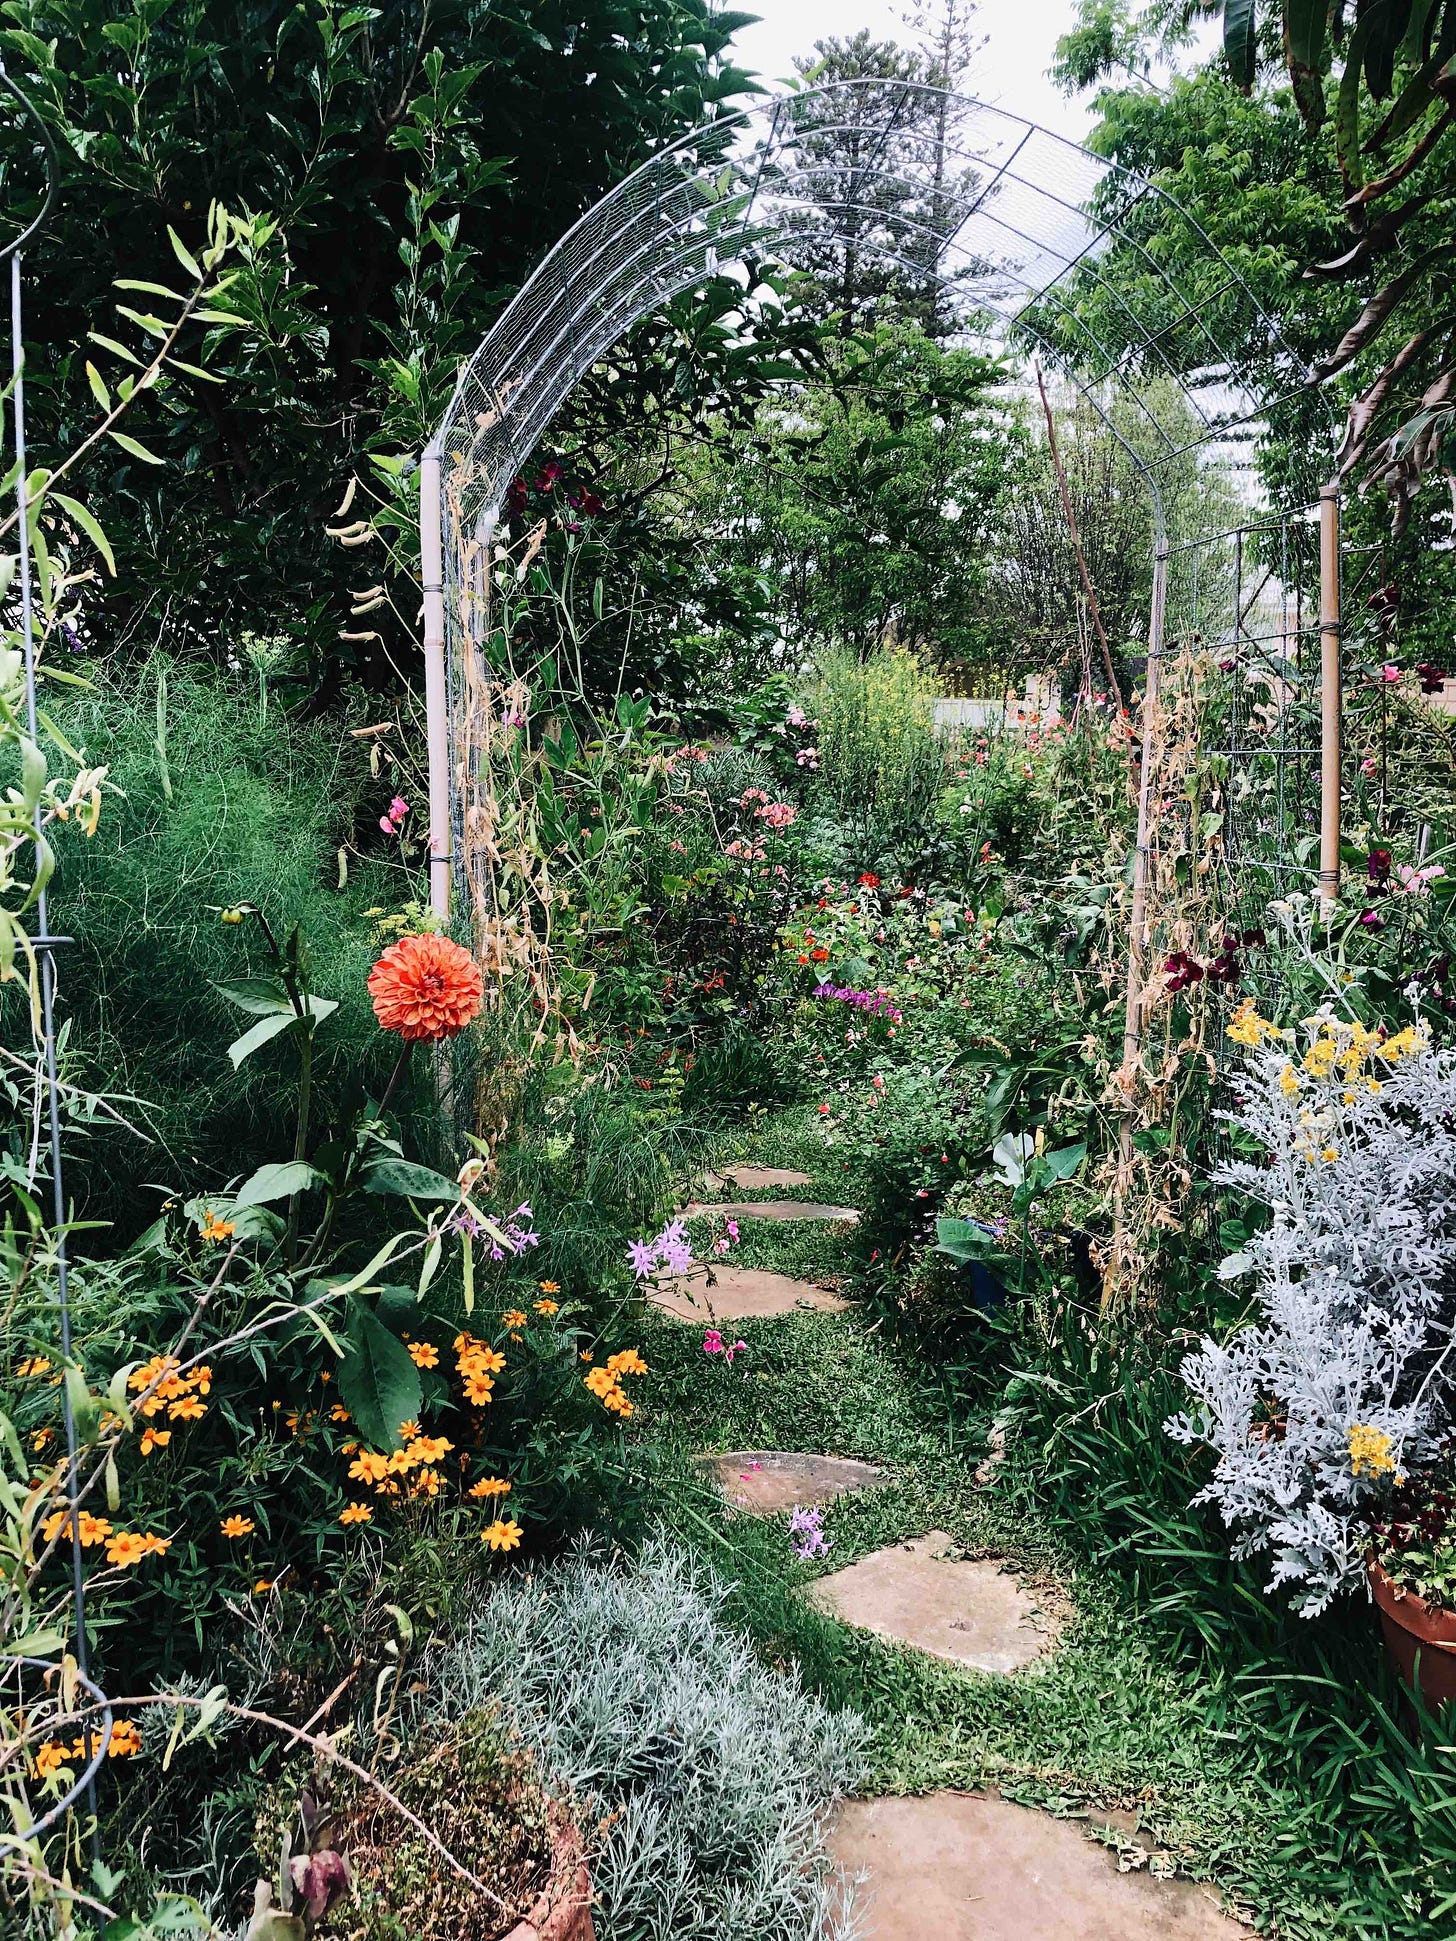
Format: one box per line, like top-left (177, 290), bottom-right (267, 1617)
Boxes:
top-left (649, 1266), bottom-right (849, 1322)
top-left (807, 1532), bottom-right (1056, 1673)
top-left (829, 1793), bottom-right (1250, 1941)
top-left (687, 1199), bottom-right (860, 1224)
top-left (703, 1164), bottom-right (815, 1192)
top-left (701, 1450), bottom-right (890, 1514)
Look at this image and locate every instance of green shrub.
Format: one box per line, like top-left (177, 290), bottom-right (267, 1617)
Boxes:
top-left (812, 646), bottom-right (946, 860)
top-left (14, 658), bottom-right (410, 1234)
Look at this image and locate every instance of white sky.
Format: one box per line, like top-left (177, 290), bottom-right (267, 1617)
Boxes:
top-left (727, 0), bottom-right (1091, 145)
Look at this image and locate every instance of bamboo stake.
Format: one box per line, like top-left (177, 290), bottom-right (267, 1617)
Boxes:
top-left (420, 440), bottom-right (452, 919)
top-left (1108, 537), bottom-right (1169, 1304)
top-left (1318, 480), bottom-right (1342, 901)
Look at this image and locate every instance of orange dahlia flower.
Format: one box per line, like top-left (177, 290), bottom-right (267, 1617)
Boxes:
top-left (367, 933), bottom-right (484, 1042)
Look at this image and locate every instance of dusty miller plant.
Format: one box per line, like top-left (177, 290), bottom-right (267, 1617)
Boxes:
top-left (1167, 1006), bottom-right (1456, 1614)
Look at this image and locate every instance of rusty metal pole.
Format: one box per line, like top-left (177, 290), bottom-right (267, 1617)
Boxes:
top-left (421, 438), bottom-right (452, 920)
top-left (1318, 480), bottom-right (1342, 901)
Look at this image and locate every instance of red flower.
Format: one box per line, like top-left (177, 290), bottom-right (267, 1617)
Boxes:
top-left (858, 872), bottom-right (881, 888)
top-left (367, 934), bottom-right (484, 1041)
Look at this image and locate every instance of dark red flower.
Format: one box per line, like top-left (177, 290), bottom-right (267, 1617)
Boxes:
top-left (1367, 848), bottom-right (1393, 885)
top-left (1416, 662), bottom-right (1448, 694)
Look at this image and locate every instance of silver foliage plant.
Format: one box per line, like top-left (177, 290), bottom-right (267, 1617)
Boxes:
top-left (1167, 1007), bottom-right (1456, 1614)
top-left (422, 1537), bottom-right (868, 1941)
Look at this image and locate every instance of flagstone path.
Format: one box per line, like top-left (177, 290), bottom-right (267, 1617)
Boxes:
top-left (830, 1794), bottom-right (1252, 1941)
top-left (700, 1449), bottom-right (892, 1515)
top-left (808, 1532), bottom-right (1058, 1674)
top-left (649, 1264), bottom-right (849, 1322)
top-left (658, 1166), bottom-right (1256, 1939)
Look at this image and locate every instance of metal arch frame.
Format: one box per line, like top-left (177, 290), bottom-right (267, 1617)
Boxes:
top-left (420, 78), bottom-right (1343, 936)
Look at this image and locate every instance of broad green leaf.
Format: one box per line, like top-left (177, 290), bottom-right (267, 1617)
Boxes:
top-left (934, 1216), bottom-right (997, 1265)
top-left (227, 1009), bottom-right (300, 1069)
top-left (214, 977), bottom-right (294, 1016)
top-left (234, 1159), bottom-right (320, 1207)
top-left (360, 1158), bottom-right (459, 1200)
top-left (337, 1298), bottom-right (420, 1451)
top-left (1224, 0), bottom-right (1258, 87)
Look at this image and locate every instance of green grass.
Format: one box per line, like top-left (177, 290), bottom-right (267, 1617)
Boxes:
top-left (629, 1114), bottom-right (1455, 1941)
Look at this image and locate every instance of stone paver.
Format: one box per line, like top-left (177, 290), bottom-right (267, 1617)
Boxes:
top-left (701, 1449), bottom-right (891, 1514)
top-left (649, 1266), bottom-right (849, 1322)
top-left (687, 1198), bottom-right (860, 1224)
top-left (807, 1532), bottom-right (1056, 1673)
top-left (703, 1165), bottom-right (815, 1192)
top-left (829, 1793), bottom-right (1250, 1941)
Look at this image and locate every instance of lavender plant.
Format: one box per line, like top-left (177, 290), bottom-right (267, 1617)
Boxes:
top-left (1166, 1005), bottom-right (1456, 1613)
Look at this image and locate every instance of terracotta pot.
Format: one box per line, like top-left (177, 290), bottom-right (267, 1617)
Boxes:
top-left (1368, 1559), bottom-right (1456, 1714)
top-left (500, 1806), bottom-right (595, 1941)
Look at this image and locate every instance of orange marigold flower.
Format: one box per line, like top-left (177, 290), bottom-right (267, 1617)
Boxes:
top-left (253, 1578), bottom-right (276, 1594)
top-left (500, 1310), bottom-right (528, 1329)
top-left (104, 1531), bottom-right (154, 1569)
top-left (168, 1395), bottom-right (207, 1423)
top-left (188, 1365), bottom-right (213, 1395)
top-left (220, 1515), bottom-right (255, 1539)
top-left (584, 1366), bottom-right (618, 1400)
top-left (396, 1420), bottom-right (422, 1442)
top-left (16, 1355), bottom-right (52, 1378)
top-left (407, 1434), bottom-right (452, 1464)
top-left (34, 1742), bottom-right (70, 1779)
top-left (533, 1299), bottom-right (559, 1316)
top-left (462, 1375), bottom-right (495, 1406)
top-left (339, 1503), bottom-right (372, 1526)
top-left (41, 1510), bottom-right (113, 1548)
top-left (460, 1345), bottom-right (506, 1375)
top-left (31, 1428), bottom-right (54, 1451)
top-left (538, 1280), bottom-right (561, 1294)
top-left (481, 1517), bottom-right (523, 1552)
top-left (405, 1340), bottom-right (439, 1368)
top-left (200, 1209), bottom-right (236, 1244)
top-left (107, 1722), bottom-right (143, 1758)
top-left (139, 1427), bottom-right (171, 1457)
top-left (135, 1533), bottom-right (170, 1559)
top-left (410, 1468), bottom-right (442, 1498)
top-left (469, 1477), bottom-right (511, 1499)
top-left (367, 933), bottom-right (484, 1042)
top-left (329, 1403), bottom-right (351, 1424)
top-left (605, 1349), bottom-right (648, 1377)
top-left (128, 1354), bottom-right (180, 1392)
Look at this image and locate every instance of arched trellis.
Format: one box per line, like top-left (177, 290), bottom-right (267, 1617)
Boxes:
top-left (419, 79), bottom-right (1344, 1075)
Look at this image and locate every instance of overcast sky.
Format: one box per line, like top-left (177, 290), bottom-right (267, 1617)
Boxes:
top-left (726, 0), bottom-right (1092, 144)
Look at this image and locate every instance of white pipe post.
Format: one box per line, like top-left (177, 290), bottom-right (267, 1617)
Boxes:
top-left (1318, 480), bottom-right (1342, 902)
top-left (420, 440), bottom-right (451, 920)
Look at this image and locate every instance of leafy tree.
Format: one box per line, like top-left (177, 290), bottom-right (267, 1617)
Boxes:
top-left (0, 0), bottom-right (757, 691)
top-left (674, 319), bottom-right (1012, 676)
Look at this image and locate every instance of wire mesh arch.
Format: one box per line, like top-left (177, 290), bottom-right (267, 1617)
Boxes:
top-left (423, 78), bottom-right (1340, 1035)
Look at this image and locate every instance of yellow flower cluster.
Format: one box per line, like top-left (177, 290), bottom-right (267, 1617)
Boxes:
top-left (584, 1347), bottom-right (648, 1418)
top-left (40, 1511), bottom-right (169, 1568)
top-left (1348, 1423), bottom-right (1401, 1479)
top-left (128, 1354), bottom-right (211, 1425)
top-left (345, 1428), bottom-right (455, 1508)
top-left (1227, 999), bottom-right (1279, 1048)
top-left (34, 1721), bottom-right (142, 1777)
top-left (455, 1330), bottom-right (506, 1405)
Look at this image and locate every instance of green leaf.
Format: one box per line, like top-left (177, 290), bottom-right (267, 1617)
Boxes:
top-left (227, 1010), bottom-right (301, 1069)
top-left (235, 1160), bottom-right (320, 1207)
top-left (108, 430), bottom-right (165, 465)
top-left (934, 1216), bottom-right (997, 1265)
top-left (337, 1299), bottom-right (421, 1451)
top-left (50, 493), bottom-right (116, 573)
top-left (1284, 0), bottom-right (1330, 124)
top-left (361, 1158), bottom-right (459, 1200)
top-left (1224, 0), bottom-right (1258, 87)
top-left (214, 977), bottom-right (294, 1016)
